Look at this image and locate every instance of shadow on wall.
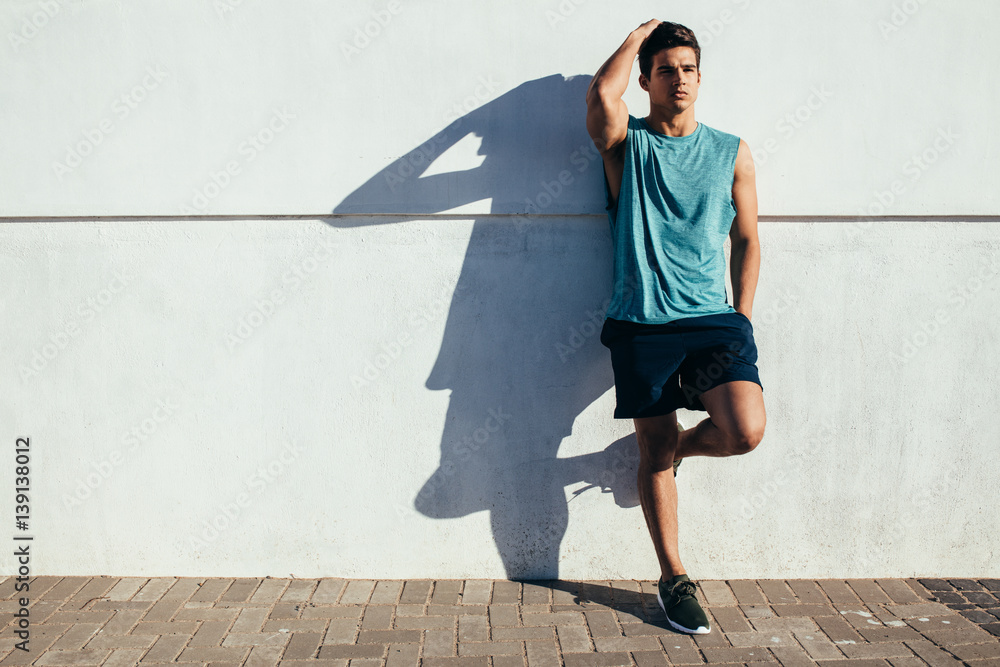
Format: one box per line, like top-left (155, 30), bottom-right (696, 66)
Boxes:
top-left (330, 74), bottom-right (639, 579)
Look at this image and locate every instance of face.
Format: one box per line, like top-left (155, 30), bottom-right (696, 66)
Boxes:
top-left (639, 46), bottom-right (701, 113)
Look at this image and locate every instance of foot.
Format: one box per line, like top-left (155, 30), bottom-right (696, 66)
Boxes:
top-left (657, 574), bottom-right (711, 634)
top-left (673, 423), bottom-right (684, 477)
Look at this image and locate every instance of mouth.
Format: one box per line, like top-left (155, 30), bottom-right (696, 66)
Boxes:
top-left (672, 91), bottom-right (688, 98)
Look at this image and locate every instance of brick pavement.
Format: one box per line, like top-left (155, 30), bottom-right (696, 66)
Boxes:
top-left (1, 577), bottom-right (998, 667)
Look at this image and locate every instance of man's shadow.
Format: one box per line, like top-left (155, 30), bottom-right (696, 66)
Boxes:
top-left (331, 74), bottom-right (640, 579)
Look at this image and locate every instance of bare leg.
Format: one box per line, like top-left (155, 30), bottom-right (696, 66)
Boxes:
top-left (634, 380), bottom-right (767, 581)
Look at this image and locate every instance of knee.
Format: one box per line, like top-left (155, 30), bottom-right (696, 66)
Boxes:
top-left (731, 423), bottom-right (765, 455)
top-left (636, 434), bottom-right (677, 471)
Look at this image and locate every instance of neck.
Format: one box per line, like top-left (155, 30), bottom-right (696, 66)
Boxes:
top-left (644, 106), bottom-right (698, 137)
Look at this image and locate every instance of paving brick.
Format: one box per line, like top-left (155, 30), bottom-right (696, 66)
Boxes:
top-left (584, 610), bottom-right (620, 637)
top-left (631, 650), bottom-right (670, 667)
top-left (701, 647), bottom-right (777, 663)
top-left (271, 602), bottom-right (302, 619)
top-left (815, 581), bottom-right (860, 605)
top-left (386, 642), bottom-right (420, 667)
top-left (222, 631), bottom-right (289, 647)
top-left (174, 605), bottom-right (239, 622)
top-left (903, 639), bottom-right (964, 667)
top-left (984, 622), bottom-right (1000, 637)
top-left (361, 605), bottom-right (394, 631)
top-left (423, 629), bottom-right (456, 657)
top-left (303, 606), bottom-right (362, 620)
top-left (129, 578), bottom-right (174, 602)
top-left (220, 578), bottom-right (262, 603)
top-left (141, 597), bottom-right (186, 623)
top-left (395, 604), bottom-right (425, 617)
top-left (489, 605), bottom-right (520, 628)
top-left (492, 582), bottom-right (521, 604)
top-left (659, 635), bottom-right (704, 664)
top-left (461, 581), bottom-right (492, 606)
top-left (48, 623), bottom-right (102, 650)
top-left (876, 580), bottom-right (924, 605)
top-left (813, 660), bottom-right (889, 667)
top-left (700, 581), bottom-right (738, 606)
top-left (557, 625), bottom-right (592, 653)
top-left (847, 580), bottom-right (893, 605)
top-left (99, 648), bottom-right (146, 667)
top-left (769, 645), bottom-right (817, 667)
top-left (458, 641), bottom-right (522, 656)
top-left (459, 614), bottom-right (488, 642)
top-left (911, 626), bottom-right (995, 645)
top-left (432, 581), bottom-right (463, 605)
top-left (772, 605), bottom-right (837, 618)
top-left (522, 582), bottom-right (552, 606)
top-left (137, 633), bottom-right (188, 662)
top-left (814, 615), bottom-right (862, 643)
top-left (395, 615), bottom-right (455, 630)
top-left (885, 658), bottom-right (925, 667)
top-left (69, 578), bottom-right (118, 608)
top-left (839, 643), bottom-right (915, 659)
top-left (325, 617), bottom-right (361, 644)
top-left (422, 658), bottom-right (488, 667)
top-left (751, 617), bottom-right (819, 634)
top-left (250, 578), bottom-right (290, 604)
top-left (368, 581), bottom-right (402, 605)
top-left (743, 605), bottom-right (775, 619)
top-left (244, 644), bottom-right (283, 667)
top-left (340, 580), bottom-right (375, 605)
top-left (906, 614), bottom-right (979, 632)
top-left (884, 602), bottom-right (952, 618)
top-left (492, 627), bottom-right (555, 641)
top-left (311, 579), bottom-right (345, 604)
top-left (358, 629), bottom-right (422, 644)
top-left (593, 635), bottom-right (661, 652)
top-left (857, 627), bottom-right (924, 643)
top-left (39, 577), bottom-right (95, 602)
top-left (283, 632), bottom-right (323, 660)
top-left (793, 631), bottom-right (844, 661)
top-left (693, 628), bottom-right (730, 649)
top-left (428, 605), bottom-right (487, 616)
top-left (318, 643), bottom-right (387, 659)
top-left (949, 579), bottom-right (986, 592)
top-left (730, 581), bottom-right (767, 605)
top-left (759, 581), bottom-right (797, 605)
top-left (493, 654), bottom-right (525, 667)
top-left (948, 643), bottom-right (1000, 661)
top-left (577, 582), bottom-right (614, 607)
top-left (561, 652), bottom-right (632, 667)
top-left (186, 618), bottom-right (230, 648)
top-left (727, 632), bottom-right (797, 648)
top-left (621, 622), bottom-right (675, 637)
top-left (980, 580), bottom-right (1000, 592)
top-left (132, 620), bottom-right (199, 636)
top-left (522, 612), bottom-right (584, 626)
top-left (613, 605), bottom-right (646, 624)
top-left (232, 607), bottom-right (271, 634)
top-left (398, 580), bottom-right (432, 605)
top-left (711, 606), bottom-right (753, 633)
top-left (83, 633), bottom-right (158, 649)
top-left (33, 649), bottom-right (111, 665)
top-left (522, 605), bottom-right (550, 615)
top-left (282, 580), bottom-right (318, 603)
top-left (262, 618), bottom-right (328, 632)
top-left (918, 580), bottom-right (954, 592)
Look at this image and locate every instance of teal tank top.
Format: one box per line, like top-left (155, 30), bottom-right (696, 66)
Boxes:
top-left (604, 115), bottom-right (741, 323)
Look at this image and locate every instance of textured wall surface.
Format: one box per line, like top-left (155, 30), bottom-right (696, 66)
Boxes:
top-left (1, 0), bottom-right (997, 578)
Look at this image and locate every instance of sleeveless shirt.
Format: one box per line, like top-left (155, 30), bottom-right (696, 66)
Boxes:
top-left (604, 115), bottom-right (741, 323)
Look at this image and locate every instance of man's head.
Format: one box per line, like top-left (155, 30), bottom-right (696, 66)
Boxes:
top-left (638, 22), bottom-right (702, 114)
top-left (638, 22), bottom-right (701, 78)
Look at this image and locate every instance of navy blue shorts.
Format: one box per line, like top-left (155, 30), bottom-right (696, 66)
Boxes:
top-left (600, 311), bottom-right (762, 419)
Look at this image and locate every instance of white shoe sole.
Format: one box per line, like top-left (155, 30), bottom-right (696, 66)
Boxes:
top-left (657, 590), bottom-right (712, 634)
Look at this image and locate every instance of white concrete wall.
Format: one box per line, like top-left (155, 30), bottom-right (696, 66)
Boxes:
top-left (1, 0), bottom-right (997, 578)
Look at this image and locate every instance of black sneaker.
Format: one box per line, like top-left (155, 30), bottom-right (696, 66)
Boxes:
top-left (657, 574), bottom-right (711, 634)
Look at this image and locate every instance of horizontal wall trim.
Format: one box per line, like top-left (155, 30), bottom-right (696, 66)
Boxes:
top-left (1, 215), bottom-right (999, 223)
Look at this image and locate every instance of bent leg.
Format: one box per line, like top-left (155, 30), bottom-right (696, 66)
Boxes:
top-left (677, 380), bottom-right (766, 459)
top-left (633, 412), bottom-right (684, 580)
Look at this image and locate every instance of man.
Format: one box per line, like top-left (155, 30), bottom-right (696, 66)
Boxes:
top-left (585, 20), bottom-right (766, 634)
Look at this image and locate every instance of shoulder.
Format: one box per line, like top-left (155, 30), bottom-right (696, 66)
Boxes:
top-left (698, 123), bottom-right (741, 150)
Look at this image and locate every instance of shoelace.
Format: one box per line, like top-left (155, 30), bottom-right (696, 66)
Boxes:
top-left (672, 580), bottom-right (698, 600)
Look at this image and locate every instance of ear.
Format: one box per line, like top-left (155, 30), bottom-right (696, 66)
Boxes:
top-left (638, 73), bottom-right (649, 91)
top-left (697, 69), bottom-right (702, 85)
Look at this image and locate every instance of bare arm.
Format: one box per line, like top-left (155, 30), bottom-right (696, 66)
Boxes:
top-left (585, 20), bottom-right (660, 204)
top-left (730, 139), bottom-right (760, 320)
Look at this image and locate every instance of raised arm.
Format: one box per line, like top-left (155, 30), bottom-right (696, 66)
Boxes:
top-left (729, 139), bottom-right (761, 320)
top-left (586, 19), bottom-right (660, 204)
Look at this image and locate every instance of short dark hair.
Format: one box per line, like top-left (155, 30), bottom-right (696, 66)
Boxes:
top-left (638, 22), bottom-right (701, 78)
